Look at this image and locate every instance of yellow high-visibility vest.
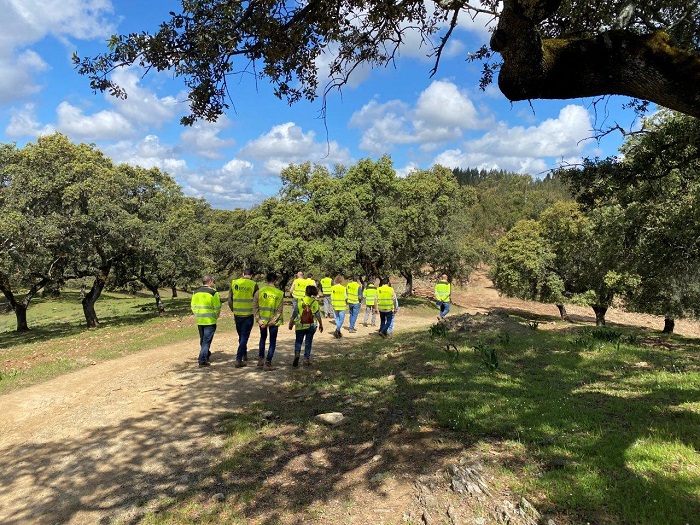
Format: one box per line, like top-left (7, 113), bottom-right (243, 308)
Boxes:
top-left (331, 284), bottom-right (347, 311)
top-left (191, 286), bottom-right (221, 325)
top-left (257, 285), bottom-right (284, 326)
top-left (230, 277), bottom-right (256, 316)
top-left (435, 281), bottom-right (451, 302)
top-left (363, 284), bottom-right (377, 305)
top-left (320, 277), bottom-right (332, 295)
top-left (346, 281), bottom-right (361, 304)
top-left (376, 285), bottom-right (395, 312)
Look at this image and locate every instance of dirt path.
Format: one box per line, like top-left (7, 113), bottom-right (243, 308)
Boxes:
top-left (2, 274), bottom-right (698, 525)
top-left (0, 309), bottom-right (436, 525)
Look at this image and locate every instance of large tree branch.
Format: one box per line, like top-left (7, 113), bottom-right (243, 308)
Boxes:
top-left (491, 0), bottom-right (700, 118)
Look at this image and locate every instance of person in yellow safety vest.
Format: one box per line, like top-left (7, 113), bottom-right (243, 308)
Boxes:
top-left (375, 276), bottom-right (397, 338)
top-left (345, 275), bottom-right (363, 333)
top-left (362, 278), bottom-right (378, 327)
top-left (253, 272), bottom-right (284, 370)
top-left (434, 273), bottom-right (452, 321)
top-left (288, 284), bottom-right (324, 367)
top-left (228, 269), bottom-right (258, 367)
top-left (190, 275), bottom-right (221, 367)
top-left (289, 271), bottom-right (307, 300)
top-left (320, 275), bottom-right (333, 318)
top-left (330, 274), bottom-right (347, 339)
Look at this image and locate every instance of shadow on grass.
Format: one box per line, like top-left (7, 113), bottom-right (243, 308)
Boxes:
top-left (1, 311), bottom-right (698, 525)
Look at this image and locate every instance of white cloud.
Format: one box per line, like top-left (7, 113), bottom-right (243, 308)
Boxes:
top-left (178, 115), bottom-right (236, 160)
top-left (350, 80), bottom-right (487, 154)
top-left (107, 68), bottom-right (180, 126)
top-left (431, 105), bottom-right (595, 175)
top-left (180, 158), bottom-right (265, 208)
top-left (4, 104), bottom-right (54, 137)
top-left (104, 135), bottom-right (187, 174)
top-left (0, 0), bottom-right (114, 103)
top-left (54, 101), bottom-right (135, 140)
top-left (240, 122), bottom-right (354, 174)
top-left (467, 104), bottom-right (593, 157)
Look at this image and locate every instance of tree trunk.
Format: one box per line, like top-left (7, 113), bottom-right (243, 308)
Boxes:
top-left (82, 266), bottom-right (110, 328)
top-left (592, 305), bottom-right (607, 326)
top-left (141, 277), bottom-right (166, 314)
top-left (662, 317), bottom-right (675, 334)
top-left (556, 304), bottom-right (570, 321)
top-left (14, 303), bottom-right (29, 332)
top-left (171, 285), bottom-right (178, 298)
top-left (400, 271), bottom-right (413, 297)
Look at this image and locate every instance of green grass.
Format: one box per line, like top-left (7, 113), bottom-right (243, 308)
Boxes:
top-left (0, 289), bottom-right (206, 393)
top-left (154, 315), bottom-right (698, 525)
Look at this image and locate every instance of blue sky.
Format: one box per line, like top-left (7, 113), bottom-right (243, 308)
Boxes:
top-left (1, 0), bottom-right (641, 209)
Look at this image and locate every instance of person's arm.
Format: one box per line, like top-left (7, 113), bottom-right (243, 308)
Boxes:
top-left (213, 292), bottom-right (222, 317)
top-left (288, 299), bottom-right (299, 329)
top-left (227, 286), bottom-right (234, 311)
top-left (252, 291), bottom-right (262, 324)
top-left (315, 307), bottom-right (324, 333)
top-left (269, 297), bottom-right (284, 325)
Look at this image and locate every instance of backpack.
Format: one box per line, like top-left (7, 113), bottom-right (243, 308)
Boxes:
top-left (300, 300), bottom-right (315, 324)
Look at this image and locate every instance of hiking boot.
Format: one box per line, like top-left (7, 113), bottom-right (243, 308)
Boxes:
top-left (257, 358), bottom-right (265, 367)
top-left (362, 323), bottom-right (368, 327)
top-left (234, 360), bottom-right (247, 368)
top-left (264, 361), bottom-right (277, 371)
top-left (333, 330), bottom-right (340, 339)
top-left (303, 358), bottom-right (311, 366)
top-left (293, 353), bottom-right (300, 367)
top-left (198, 362), bottom-right (211, 368)
top-left (348, 328), bottom-right (357, 333)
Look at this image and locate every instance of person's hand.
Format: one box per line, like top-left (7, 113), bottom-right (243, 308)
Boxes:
top-left (318, 324), bottom-right (324, 333)
top-left (288, 320), bottom-right (294, 330)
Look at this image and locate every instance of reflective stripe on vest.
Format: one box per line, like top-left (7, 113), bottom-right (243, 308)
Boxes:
top-left (435, 281), bottom-right (451, 302)
top-left (231, 277), bottom-right (255, 316)
top-left (331, 284), bottom-right (347, 311)
top-left (346, 282), bottom-right (360, 304)
top-left (377, 285), bottom-right (394, 312)
top-left (363, 284), bottom-right (377, 304)
top-left (191, 286), bottom-right (221, 325)
top-left (292, 279), bottom-right (307, 299)
top-left (295, 297), bottom-right (319, 330)
top-left (320, 277), bottom-right (332, 295)
top-left (258, 285), bottom-right (284, 325)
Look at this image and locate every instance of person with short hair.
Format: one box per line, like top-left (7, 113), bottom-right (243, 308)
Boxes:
top-left (289, 271), bottom-right (306, 300)
top-left (253, 272), bottom-right (284, 370)
top-left (288, 284), bottom-right (324, 366)
top-left (190, 275), bottom-right (221, 367)
top-left (228, 269), bottom-right (258, 367)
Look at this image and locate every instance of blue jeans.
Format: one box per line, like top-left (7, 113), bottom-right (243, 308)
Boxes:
top-left (388, 310), bottom-right (397, 333)
top-left (379, 311), bottom-right (394, 335)
top-left (363, 306), bottom-right (376, 326)
top-left (334, 310), bottom-right (346, 332)
top-left (259, 324), bottom-right (279, 362)
top-left (197, 324), bottom-right (216, 364)
top-left (437, 301), bottom-right (450, 318)
top-left (294, 325), bottom-right (317, 358)
top-left (348, 303), bottom-right (360, 329)
top-left (234, 315), bottom-right (254, 361)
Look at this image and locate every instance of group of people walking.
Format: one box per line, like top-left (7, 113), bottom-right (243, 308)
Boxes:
top-left (190, 271), bottom-right (452, 370)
